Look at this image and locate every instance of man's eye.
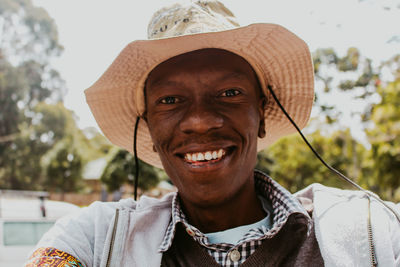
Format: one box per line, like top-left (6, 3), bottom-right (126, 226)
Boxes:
top-left (160, 96), bottom-right (178, 104)
top-left (220, 89), bottom-right (241, 97)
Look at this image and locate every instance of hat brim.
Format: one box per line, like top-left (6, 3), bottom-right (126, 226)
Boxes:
top-left (85, 23), bottom-right (314, 169)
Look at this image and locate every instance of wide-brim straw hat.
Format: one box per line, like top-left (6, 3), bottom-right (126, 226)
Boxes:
top-left (85, 0), bottom-right (314, 169)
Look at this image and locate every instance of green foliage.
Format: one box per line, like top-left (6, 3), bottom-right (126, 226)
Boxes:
top-left (313, 47), bottom-right (375, 93)
top-left (0, 57), bottom-right (26, 138)
top-left (255, 55), bottom-right (400, 202)
top-left (256, 51), bottom-right (400, 202)
top-left (313, 48), bottom-right (338, 73)
top-left (42, 141), bottom-right (84, 193)
top-left (0, 0), bottom-right (65, 148)
top-left (0, 102), bottom-right (89, 192)
top-left (0, 0), bottom-right (73, 192)
top-left (312, 47), bottom-right (378, 129)
top-left (38, 103), bottom-right (88, 192)
top-left (338, 58), bottom-right (374, 91)
top-left (337, 47), bottom-right (360, 72)
top-left (365, 79), bottom-right (400, 200)
top-left (100, 149), bottom-right (163, 192)
top-left (257, 129), bottom-right (367, 193)
top-left (0, 0), bottom-right (65, 143)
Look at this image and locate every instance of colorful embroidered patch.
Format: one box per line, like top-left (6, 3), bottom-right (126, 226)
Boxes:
top-left (25, 247), bottom-right (84, 267)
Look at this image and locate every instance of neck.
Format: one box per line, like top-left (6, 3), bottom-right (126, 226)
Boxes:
top-left (179, 178), bottom-right (266, 233)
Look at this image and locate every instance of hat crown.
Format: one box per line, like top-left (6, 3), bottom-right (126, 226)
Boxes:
top-left (147, 0), bottom-right (240, 39)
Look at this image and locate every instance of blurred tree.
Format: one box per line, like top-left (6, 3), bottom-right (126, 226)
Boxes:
top-left (379, 54), bottom-right (400, 81)
top-left (0, 0), bottom-right (65, 140)
top-left (100, 148), bottom-right (164, 193)
top-left (42, 141), bottom-right (84, 197)
top-left (0, 0), bottom-right (74, 191)
top-left (0, 102), bottom-right (89, 191)
top-left (38, 103), bottom-right (90, 192)
top-left (0, 56), bottom-right (25, 142)
top-left (257, 129), bottom-right (367, 193)
top-left (81, 127), bottom-right (113, 158)
top-left (312, 47), bottom-right (378, 125)
top-left (255, 53), bottom-right (400, 201)
top-left (337, 47), bottom-right (360, 72)
top-left (0, 0), bottom-right (63, 64)
top-left (0, 56), bottom-right (52, 189)
top-left (365, 78), bottom-right (400, 201)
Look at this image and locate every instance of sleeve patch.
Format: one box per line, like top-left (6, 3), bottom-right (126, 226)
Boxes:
top-left (25, 247), bottom-right (84, 267)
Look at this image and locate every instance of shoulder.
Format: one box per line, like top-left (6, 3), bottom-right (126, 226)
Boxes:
top-left (295, 183), bottom-right (400, 219)
top-left (295, 182), bottom-right (371, 201)
top-left (52, 191), bottom-right (175, 229)
top-left (295, 183), bottom-right (400, 266)
top-left (295, 183), bottom-right (400, 231)
top-left (30, 200), bottom-right (129, 266)
top-left (31, 192), bottom-right (175, 266)
top-left (39, 191), bottom-right (175, 242)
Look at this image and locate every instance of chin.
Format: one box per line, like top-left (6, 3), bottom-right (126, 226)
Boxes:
top-left (183, 190), bottom-right (234, 209)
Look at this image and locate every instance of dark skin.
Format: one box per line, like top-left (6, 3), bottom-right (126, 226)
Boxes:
top-left (144, 49), bottom-right (267, 233)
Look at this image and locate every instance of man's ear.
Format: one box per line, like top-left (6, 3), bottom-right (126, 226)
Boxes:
top-left (258, 97), bottom-right (266, 138)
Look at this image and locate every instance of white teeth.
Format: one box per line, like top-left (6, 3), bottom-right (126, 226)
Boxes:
top-left (197, 153), bottom-right (204, 161)
top-left (184, 149), bottom-right (226, 162)
top-left (217, 149), bottom-right (223, 158)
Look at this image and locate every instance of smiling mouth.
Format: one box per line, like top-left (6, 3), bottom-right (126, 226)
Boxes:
top-left (182, 148), bottom-right (229, 164)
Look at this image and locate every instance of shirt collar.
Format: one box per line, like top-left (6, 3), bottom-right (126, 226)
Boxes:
top-left (158, 170), bottom-right (311, 252)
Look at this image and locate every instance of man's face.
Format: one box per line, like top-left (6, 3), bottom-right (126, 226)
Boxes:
top-left (145, 49), bottom-right (265, 208)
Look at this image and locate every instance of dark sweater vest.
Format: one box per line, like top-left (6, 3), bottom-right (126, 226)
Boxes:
top-left (161, 215), bottom-right (324, 266)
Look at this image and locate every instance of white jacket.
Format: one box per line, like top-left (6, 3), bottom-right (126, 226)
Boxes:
top-left (33, 183), bottom-right (400, 267)
top-left (296, 184), bottom-right (400, 267)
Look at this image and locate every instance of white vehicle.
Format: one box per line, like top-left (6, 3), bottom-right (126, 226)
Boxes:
top-left (0, 190), bottom-right (80, 267)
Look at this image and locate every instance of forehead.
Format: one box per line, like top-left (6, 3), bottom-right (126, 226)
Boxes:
top-left (145, 48), bottom-right (260, 92)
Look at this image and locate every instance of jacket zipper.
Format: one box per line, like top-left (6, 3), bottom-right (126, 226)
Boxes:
top-left (106, 208), bottom-right (120, 267)
top-left (367, 197), bottom-right (377, 267)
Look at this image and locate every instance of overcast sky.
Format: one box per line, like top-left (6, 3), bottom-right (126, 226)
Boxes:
top-left (34, 0), bottom-right (400, 132)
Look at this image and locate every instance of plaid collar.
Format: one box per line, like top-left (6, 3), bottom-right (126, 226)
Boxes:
top-left (158, 170), bottom-right (312, 252)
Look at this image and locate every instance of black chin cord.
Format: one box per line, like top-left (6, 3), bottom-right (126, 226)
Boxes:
top-left (133, 116), bottom-right (140, 201)
top-left (266, 85), bottom-right (400, 223)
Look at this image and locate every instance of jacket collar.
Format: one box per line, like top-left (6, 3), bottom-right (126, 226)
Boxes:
top-left (159, 170), bottom-right (312, 252)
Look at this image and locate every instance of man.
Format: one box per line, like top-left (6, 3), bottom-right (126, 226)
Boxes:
top-left (26, 1), bottom-right (399, 266)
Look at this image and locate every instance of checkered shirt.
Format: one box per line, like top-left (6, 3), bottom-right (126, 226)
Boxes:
top-left (158, 170), bottom-right (312, 266)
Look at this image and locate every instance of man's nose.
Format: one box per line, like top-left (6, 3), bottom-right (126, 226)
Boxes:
top-left (179, 103), bottom-right (224, 134)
